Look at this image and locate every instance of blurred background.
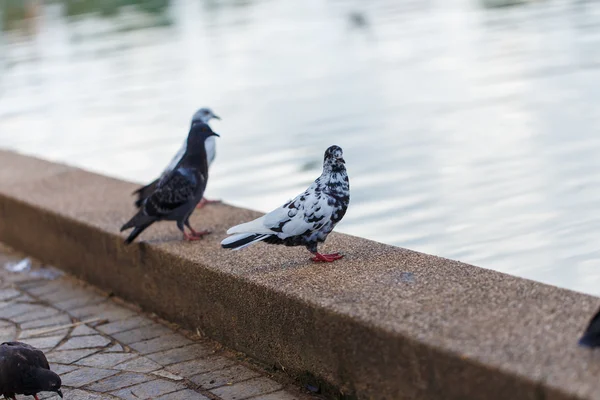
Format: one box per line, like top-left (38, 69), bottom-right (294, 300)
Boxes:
top-left (2, 0), bottom-right (600, 294)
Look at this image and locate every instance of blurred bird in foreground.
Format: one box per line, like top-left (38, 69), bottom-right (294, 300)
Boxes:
top-left (0, 341), bottom-right (62, 400)
top-left (134, 107), bottom-right (221, 210)
top-left (121, 122), bottom-right (219, 244)
top-left (221, 145), bottom-right (349, 262)
top-left (579, 306), bottom-right (600, 348)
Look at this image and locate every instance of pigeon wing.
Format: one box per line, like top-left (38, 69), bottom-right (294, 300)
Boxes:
top-left (143, 169), bottom-right (199, 218)
top-left (228, 184), bottom-right (333, 238)
top-left (159, 140), bottom-right (187, 180)
top-left (205, 136), bottom-right (217, 166)
top-left (1, 342), bottom-right (50, 370)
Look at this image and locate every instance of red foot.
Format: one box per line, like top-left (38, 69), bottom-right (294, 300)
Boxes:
top-left (311, 252), bottom-right (344, 262)
top-left (183, 230), bottom-right (211, 241)
top-left (196, 197), bottom-right (222, 209)
top-left (34, 395), bottom-right (40, 400)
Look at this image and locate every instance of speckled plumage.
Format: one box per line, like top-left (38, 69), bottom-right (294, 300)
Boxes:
top-left (221, 145), bottom-right (349, 261)
top-left (0, 342), bottom-right (62, 400)
top-left (121, 122), bottom-right (219, 244)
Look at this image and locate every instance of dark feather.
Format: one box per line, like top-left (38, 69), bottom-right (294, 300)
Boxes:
top-left (579, 307), bottom-right (600, 347)
top-left (133, 179), bottom-right (158, 208)
top-left (0, 342), bottom-right (61, 399)
top-left (121, 122), bottom-right (218, 244)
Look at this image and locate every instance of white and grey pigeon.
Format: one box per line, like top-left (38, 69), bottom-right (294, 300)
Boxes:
top-left (134, 107), bottom-right (220, 209)
top-left (221, 145), bottom-right (349, 262)
top-left (121, 122), bottom-right (219, 244)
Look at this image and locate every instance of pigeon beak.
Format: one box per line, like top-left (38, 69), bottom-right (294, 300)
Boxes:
top-left (212, 114), bottom-right (221, 120)
top-left (338, 157), bottom-right (345, 164)
top-left (57, 389), bottom-right (63, 398)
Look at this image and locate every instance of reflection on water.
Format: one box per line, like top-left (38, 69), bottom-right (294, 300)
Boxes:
top-left (2, 0), bottom-right (600, 295)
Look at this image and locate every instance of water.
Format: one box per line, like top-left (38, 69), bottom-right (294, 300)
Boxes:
top-left (2, 0), bottom-right (600, 295)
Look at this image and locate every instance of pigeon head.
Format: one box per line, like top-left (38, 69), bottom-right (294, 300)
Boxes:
top-left (31, 368), bottom-right (62, 398)
top-left (323, 145), bottom-right (345, 168)
top-left (187, 122), bottom-right (220, 151)
top-left (192, 107), bottom-right (220, 124)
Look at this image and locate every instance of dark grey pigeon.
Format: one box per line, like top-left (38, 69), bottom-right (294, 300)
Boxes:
top-left (121, 122), bottom-right (219, 244)
top-left (579, 306), bottom-right (600, 348)
top-left (0, 341), bottom-right (62, 400)
top-left (221, 145), bottom-right (350, 262)
top-left (133, 107), bottom-right (220, 209)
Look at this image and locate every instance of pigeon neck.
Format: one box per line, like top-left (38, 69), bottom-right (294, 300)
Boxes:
top-left (181, 138), bottom-right (209, 169)
top-left (320, 162), bottom-right (348, 192)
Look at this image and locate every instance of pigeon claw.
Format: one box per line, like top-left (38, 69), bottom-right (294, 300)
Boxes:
top-left (311, 252), bottom-right (344, 262)
top-left (184, 230), bottom-right (211, 241)
top-left (196, 198), bottom-right (222, 209)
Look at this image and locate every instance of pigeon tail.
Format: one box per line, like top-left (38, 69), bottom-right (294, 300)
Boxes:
top-left (226, 216), bottom-right (271, 235)
top-left (120, 211), bottom-right (154, 234)
top-left (221, 233), bottom-right (270, 250)
top-left (133, 179), bottom-right (158, 208)
top-left (123, 222), bottom-right (153, 245)
top-left (578, 333), bottom-right (600, 348)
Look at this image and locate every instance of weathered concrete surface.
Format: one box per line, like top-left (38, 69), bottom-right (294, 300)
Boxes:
top-left (0, 244), bottom-right (315, 400)
top-left (1, 149), bottom-right (600, 400)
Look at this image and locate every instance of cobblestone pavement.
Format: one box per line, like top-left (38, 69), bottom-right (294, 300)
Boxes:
top-left (0, 245), bottom-right (317, 400)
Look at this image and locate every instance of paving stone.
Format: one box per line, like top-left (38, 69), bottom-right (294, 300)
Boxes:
top-left (47, 388), bottom-right (113, 399)
top-left (0, 288), bottom-right (21, 301)
top-left (166, 356), bottom-right (236, 378)
top-left (20, 313), bottom-right (72, 329)
top-left (146, 344), bottom-right (214, 366)
top-left (13, 293), bottom-right (36, 303)
top-left (69, 303), bottom-right (136, 321)
top-left (110, 379), bottom-right (185, 399)
top-left (75, 352), bottom-right (137, 368)
top-left (12, 306), bottom-right (60, 323)
top-left (105, 343), bottom-right (125, 352)
top-left (155, 389), bottom-right (210, 400)
top-left (54, 293), bottom-right (106, 312)
top-left (71, 324), bottom-right (98, 336)
top-left (49, 363), bottom-right (79, 375)
top-left (47, 349), bottom-right (99, 364)
top-left (190, 365), bottom-right (262, 390)
top-left (25, 281), bottom-right (61, 297)
top-left (113, 356), bottom-right (162, 373)
top-left (0, 325), bottom-right (17, 342)
top-left (60, 366), bottom-right (119, 387)
top-left (19, 335), bottom-right (65, 350)
top-left (128, 333), bottom-right (192, 355)
top-left (95, 316), bottom-right (154, 335)
top-left (251, 390), bottom-right (311, 400)
top-left (57, 335), bottom-right (111, 350)
top-left (0, 303), bottom-right (46, 320)
top-left (19, 327), bottom-right (70, 339)
top-left (36, 285), bottom-right (89, 303)
top-left (151, 369), bottom-right (183, 381)
top-left (0, 319), bottom-right (13, 328)
top-left (112, 324), bottom-right (173, 345)
top-left (86, 371), bottom-right (154, 392)
top-left (211, 377), bottom-right (283, 400)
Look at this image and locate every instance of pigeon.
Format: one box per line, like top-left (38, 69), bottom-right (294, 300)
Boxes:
top-left (221, 145), bottom-right (349, 262)
top-left (579, 306), bottom-right (600, 348)
top-left (0, 342), bottom-right (62, 400)
top-left (134, 107), bottom-right (221, 210)
top-left (121, 122), bottom-right (220, 244)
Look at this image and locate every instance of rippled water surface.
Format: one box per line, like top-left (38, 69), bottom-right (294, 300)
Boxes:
top-left (3, 0), bottom-right (600, 295)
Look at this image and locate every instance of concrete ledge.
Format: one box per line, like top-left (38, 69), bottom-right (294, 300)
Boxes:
top-left (1, 149), bottom-right (600, 400)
